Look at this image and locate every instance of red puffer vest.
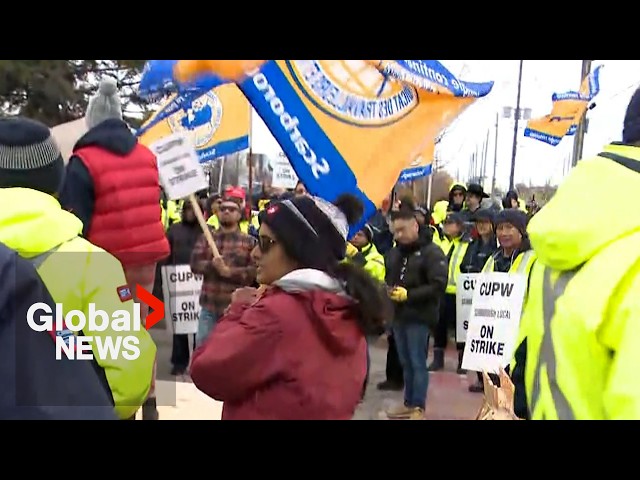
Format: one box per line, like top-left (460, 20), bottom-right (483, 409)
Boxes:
top-left (74, 143), bottom-right (169, 267)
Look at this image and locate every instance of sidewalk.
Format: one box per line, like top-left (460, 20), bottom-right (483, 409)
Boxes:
top-left (150, 327), bottom-right (481, 420)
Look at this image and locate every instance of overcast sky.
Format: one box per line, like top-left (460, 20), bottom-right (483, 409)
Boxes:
top-left (437, 60), bottom-right (640, 189)
top-left (250, 60), bottom-right (640, 189)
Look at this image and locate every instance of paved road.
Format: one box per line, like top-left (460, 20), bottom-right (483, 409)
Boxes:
top-left (150, 327), bottom-right (482, 420)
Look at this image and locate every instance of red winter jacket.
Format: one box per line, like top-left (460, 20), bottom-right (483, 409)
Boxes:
top-left (190, 269), bottom-right (367, 420)
top-left (63, 119), bottom-right (169, 267)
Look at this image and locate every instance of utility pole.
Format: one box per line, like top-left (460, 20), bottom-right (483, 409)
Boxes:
top-left (491, 112), bottom-right (499, 194)
top-left (509, 60), bottom-right (524, 191)
top-left (571, 60), bottom-right (593, 168)
top-left (481, 127), bottom-right (490, 186)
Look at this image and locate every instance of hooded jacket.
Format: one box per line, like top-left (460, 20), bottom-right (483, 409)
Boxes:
top-left (190, 269), bottom-right (366, 420)
top-left (516, 143), bottom-right (640, 419)
top-left (0, 188), bottom-right (157, 419)
top-left (0, 242), bottom-right (116, 420)
top-left (59, 119), bottom-right (169, 267)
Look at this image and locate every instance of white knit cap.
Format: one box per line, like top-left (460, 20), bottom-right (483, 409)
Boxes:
top-left (85, 77), bottom-right (123, 129)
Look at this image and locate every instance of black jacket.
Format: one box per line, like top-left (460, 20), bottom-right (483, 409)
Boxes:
top-left (460, 235), bottom-right (498, 274)
top-left (58, 119), bottom-right (138, 237)
top-left (0, 243), bottom-right (116, 420)
top-left (384, 228), bottom-right (448, 327)
top-left (165, 216), bottom-right (201, 266)
top-left (369, 210), bottom-right (394, 255)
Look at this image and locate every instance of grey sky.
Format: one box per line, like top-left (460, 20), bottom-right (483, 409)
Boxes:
top-left (250, 60), bottom-right (640, 188)
top-left (438, 60), bottom-right (640, 188)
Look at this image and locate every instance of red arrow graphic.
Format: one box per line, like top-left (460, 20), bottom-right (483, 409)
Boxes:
top-left (136, 284), bottom-right (164, 330)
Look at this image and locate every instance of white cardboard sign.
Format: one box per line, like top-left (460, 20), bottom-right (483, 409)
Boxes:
top-left (271, 152), bottom-right (299, 189)
top-left (456, 273), bottom-right (478, 343)
top-left (150, 132), bottom-right (208, 200)
top-left (461, 272), bottom-right (527, 374)
top-left (161, 265), bottom-right (203, 335)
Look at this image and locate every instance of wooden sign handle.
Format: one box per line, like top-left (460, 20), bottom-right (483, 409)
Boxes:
top-left (189, 193), bottom-right (221, 259)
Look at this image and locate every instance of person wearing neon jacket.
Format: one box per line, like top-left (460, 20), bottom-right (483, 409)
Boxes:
top-left (514, 88), bottom-right (640, 420)
top-left (0, 117), bottom-right (156, 420)
top-left (0, 242), bottom-right (117, 420)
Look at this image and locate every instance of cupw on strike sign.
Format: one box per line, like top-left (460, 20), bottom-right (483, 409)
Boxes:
top-left (461, 272), bottom-right (526, 374)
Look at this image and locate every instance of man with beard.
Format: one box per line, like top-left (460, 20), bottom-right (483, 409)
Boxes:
top-left (190, 196), bottom-right (257, 346)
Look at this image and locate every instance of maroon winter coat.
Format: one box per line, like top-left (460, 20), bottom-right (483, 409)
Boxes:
top-left (190, 269), bottom-right (367, 420)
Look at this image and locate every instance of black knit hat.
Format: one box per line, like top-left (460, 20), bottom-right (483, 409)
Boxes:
top-left (472, 208), bottom-right (494, 224)
top-left (259, 194), bottom-right (363, 270)
top-left (623, 86), bottom-right (640, 144)
top-left (494, 209), bottom-right (528, 237)
top-left (0, 117), bottom-right (65, 195)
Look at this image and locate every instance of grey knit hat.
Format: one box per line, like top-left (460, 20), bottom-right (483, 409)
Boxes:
top-left (86, 77), bottom-right (123, 129)
top-left (0, 117), bottom-right (65, 195)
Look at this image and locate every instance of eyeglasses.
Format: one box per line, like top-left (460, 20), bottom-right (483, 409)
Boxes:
top-left (258, 235), bottom-right (277, 253)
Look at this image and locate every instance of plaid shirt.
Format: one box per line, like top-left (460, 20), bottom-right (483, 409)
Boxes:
top-left (190, 227), bottom-right (257, 314)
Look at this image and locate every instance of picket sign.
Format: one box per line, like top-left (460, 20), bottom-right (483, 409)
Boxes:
top-left (461, 272), bottom-right (527, 374)
top-left (150, 132), bottom-right (221, 258)
top-left (271, 152), bottom-right (298, 189)
top-left (455, 273), bottom-right (478, 343)
top-left (160, 265), bottom-right (202, 335)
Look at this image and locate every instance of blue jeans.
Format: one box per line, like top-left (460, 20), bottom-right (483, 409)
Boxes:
top-left (363, 335), bottom-right (377, 397)
top-left (196, 308), bottom-right (219, 347)
top-left (393, 322), bottom-right (430, 409)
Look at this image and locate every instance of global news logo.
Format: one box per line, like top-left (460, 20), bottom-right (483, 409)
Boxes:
top-left (26, 285), bottom-right (163, 361)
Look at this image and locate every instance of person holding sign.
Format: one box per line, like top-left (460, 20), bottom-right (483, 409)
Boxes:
top-left (479, 209), bottom-right (536, 418)
top-left (460, 209), bottom-right (498, 392)
top-left (164, 201), bottom-right (201, 375)
top-left (384, 207), bottom-right (448, 420)
top-left (190, 195), bottom-right (257, 346)
top-left (190, 194), bottom-right (390, 420)
top-left (516, 89), bottom-right (640, 420)
top-left (481, 210), bottom-right (535, 278)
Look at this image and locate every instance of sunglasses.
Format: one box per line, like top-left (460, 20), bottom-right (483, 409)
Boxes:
top-left (258, 235), bottom-right (277, 253)
top-left (219, 205), bottom-right (239, 213)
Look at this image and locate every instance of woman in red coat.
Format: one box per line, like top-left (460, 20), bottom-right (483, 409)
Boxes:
top-left (190, 194), bottom-right (390, 419)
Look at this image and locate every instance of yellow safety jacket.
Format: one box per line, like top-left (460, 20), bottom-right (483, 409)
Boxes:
top-left (430, 225), bottom-right (443, 250)
top-left (161, 199), bottom-right (181, 231)
top-left (0, 188), bottom-right (157, 420)
top-left (482, 249), bottom-right (537, 278)
top-left (432, 200), bottom-right (449, 226)
top-left (445, 237), bottom-right (469, 295)
top-left (519, 143), bottom-right (640, 420)
top-left (360, 243), bottom-right (386, 283)
top-left (207, 214), bottom-right (259, 234)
